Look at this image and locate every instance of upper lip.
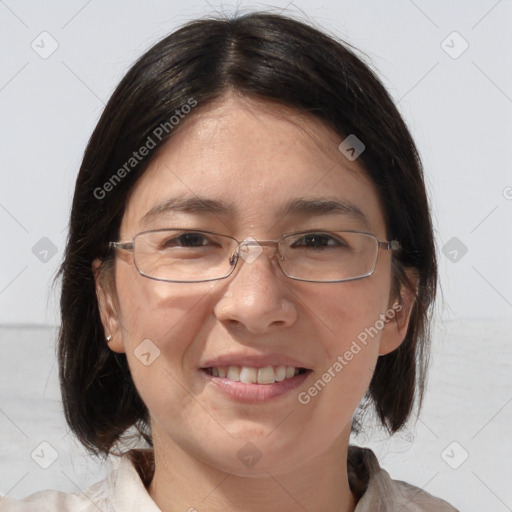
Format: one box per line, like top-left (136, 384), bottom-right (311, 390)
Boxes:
top-left (200, 353), bottom-right (312, 370)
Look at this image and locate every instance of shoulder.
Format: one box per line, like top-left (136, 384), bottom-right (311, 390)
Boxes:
top-left (0, 478), bottom-right (111, 512)
top-left (0, 449), bottom-right (159, 512)
top-left (349, 445), bottom-right (460, 512)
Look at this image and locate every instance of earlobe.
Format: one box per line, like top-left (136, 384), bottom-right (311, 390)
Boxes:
top-left (92, 258), bottom-right (125, 354)
top-left (378, 269), bottom-right (419, 356)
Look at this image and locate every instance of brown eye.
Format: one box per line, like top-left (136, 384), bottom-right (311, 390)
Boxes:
top-left (161, 232), bottom-right (210, 248)
top-left (291, 233), bottom-right (346, 249)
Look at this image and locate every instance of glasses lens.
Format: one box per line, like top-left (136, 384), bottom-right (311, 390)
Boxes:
top-left (133, 230), bottom-right (236, 282)
top-left (279, 231), bottom-right (378, 282)
top-left (131, 229), bottom-right (380, 283)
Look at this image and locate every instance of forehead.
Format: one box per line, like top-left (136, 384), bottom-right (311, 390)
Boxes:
top-left (120, 95), bottom-right (386, 237)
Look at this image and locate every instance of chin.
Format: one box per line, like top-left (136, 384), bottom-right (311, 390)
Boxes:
top-left (187, 432), bottom-right (316, 478)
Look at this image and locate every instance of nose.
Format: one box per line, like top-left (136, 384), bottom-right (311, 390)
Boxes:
top-left (213, 242), bottom-right (298, 334)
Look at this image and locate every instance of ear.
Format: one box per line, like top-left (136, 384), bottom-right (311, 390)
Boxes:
top-left (92, 258), bottom-right (125, 354)
top-left (378, 268), bottom-right (419, 356)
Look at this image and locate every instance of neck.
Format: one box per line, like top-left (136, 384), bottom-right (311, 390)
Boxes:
top-left (147, 428), bottom-right (358, 512)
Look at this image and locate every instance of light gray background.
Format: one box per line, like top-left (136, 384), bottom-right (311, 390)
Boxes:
top-left (1, 1), bottom-right (511, 511)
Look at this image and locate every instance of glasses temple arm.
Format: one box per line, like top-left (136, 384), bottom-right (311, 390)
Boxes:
top-left (109, 241), bottom-right (134, 251)
top-left (379, 240), bottom-right (401, 251)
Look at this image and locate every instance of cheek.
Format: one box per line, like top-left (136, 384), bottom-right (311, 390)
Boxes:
top-left (310, 274), bottom-right (392, 357)
top-left (292, 275), bottom-right (391, 416)
top-left (113, 261), bottom-right (218, 396)
top-left (115, 259), bottom-right (216, 345)
top-left (295, 290), bottom-right (384, 445)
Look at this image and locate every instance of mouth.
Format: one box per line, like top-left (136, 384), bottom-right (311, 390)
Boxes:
top-left (199, 363), bottom-right (313, 402)
top-left (201, 365), bottom-right (310, 384)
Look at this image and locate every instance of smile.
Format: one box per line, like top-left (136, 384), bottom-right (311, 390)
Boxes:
top-left (200, 364), bottom-right (313, 402)
top-left (202, 365), bottom-right (308, 384)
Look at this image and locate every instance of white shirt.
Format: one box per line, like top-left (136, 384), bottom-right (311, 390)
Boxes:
top-left (0, 446), bottom-right (459, 511)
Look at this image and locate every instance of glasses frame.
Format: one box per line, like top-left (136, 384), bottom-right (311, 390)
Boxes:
top-left (108, 228), bottom-right (401, 284)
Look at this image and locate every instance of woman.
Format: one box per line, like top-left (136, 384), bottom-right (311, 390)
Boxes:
top-left (2, 11), bottom-right (459, 512)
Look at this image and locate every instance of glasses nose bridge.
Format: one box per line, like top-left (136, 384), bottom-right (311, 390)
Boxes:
top-left (232, 238), bottom-right (284, 269)
top-left (238, 238), bottom-right (279, 247)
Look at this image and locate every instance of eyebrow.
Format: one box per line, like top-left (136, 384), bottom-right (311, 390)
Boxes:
top-left (278, 197), bottom-right (370, 228)
top-left (140, 195), bottom-right (370, 229)
top-left (140, 196), bottom-right (236, 227)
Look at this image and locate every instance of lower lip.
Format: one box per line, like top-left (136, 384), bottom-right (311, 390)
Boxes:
top-left (200, 370), bottom-right (312, 402)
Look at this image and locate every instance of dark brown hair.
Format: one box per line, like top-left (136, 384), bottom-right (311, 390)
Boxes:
top-left (55, 11), bottom-right (437, 457)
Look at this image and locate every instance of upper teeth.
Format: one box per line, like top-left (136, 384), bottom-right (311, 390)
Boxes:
top-left (207, 365), bottom-right (301, 384)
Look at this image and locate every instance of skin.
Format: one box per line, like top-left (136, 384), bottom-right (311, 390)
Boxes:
top-left (93, 93), bottom-right (417, 512)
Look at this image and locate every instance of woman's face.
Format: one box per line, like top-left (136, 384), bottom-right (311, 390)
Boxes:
top-left (95, 94), bottom-right (412, 476)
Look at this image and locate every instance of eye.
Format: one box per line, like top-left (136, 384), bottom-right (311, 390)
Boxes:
top-left (161, 232), bottom-right (212, 248)
top-left (290, 232), bottom-right (346, 249)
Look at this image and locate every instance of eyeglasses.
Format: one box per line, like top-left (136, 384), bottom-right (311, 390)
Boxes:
top-left (108, 228), bottom-right (401, 283)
